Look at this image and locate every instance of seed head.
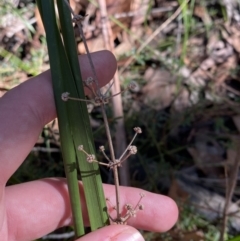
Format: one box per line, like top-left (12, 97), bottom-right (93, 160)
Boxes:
top-left (134, 127), bottom-right (142, 134)
top-left (78, 145), bottom-right (84, 151)
top-left (128, 145), bottom-right (137, 155)
top-left (99, 146), bottom-right (105, 151)
top-left (125, 204), bottom-right (133, 210)
top-left (86, 154), bottom-right (95, 163)
top-left (85, 76), bottom-right (94, 86)
top-left (61, 92), bottom-right (70, 101)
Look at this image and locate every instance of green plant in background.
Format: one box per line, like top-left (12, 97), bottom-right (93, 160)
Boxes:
top-left (0, 47), bottom-right (45, 76)
top-left (0, 1), bottom-right (35, 37)
top-left (0, 1), bottom-right (46, 86)
top-left (178, 205), bottom-right (232, 241)
top-left (228, 236), bottom-right (240, 241)
top-left (178, 0), bottom-right (191, 64)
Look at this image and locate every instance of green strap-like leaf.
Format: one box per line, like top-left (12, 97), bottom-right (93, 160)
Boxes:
top-left (36, 0), bottom-right (109, 236)
top-left (36, 0), bottom-right (84, 237)
top-left (56, 0), bottom-right (109, 230)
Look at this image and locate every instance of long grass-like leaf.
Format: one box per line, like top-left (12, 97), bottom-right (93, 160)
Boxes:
top-left (56, 0), bottom-right (109, 230)
top-left (37, 0), bottom-right (109, 236)
top-left (36, 0), bottom-right (84, 237)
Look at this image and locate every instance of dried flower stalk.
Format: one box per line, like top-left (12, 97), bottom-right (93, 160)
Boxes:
top-left (63, 0), bottom-right (144, 224)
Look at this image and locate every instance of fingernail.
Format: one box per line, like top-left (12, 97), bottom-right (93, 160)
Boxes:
top-left (113, 229), bottom-right (144, 241)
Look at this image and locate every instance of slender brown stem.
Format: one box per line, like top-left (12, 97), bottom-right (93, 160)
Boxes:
top-left (72, 5), bottom-right (122, 220)
top-left (100, 105), bottom-right (120, 220)
top-left (76, 24), bottom-right (101, 95)
top-left (64, 0), bottom-right (101, 94)
top-left (119, 132), bottom-right (138, 161)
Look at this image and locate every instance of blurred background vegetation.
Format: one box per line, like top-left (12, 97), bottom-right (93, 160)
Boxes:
top-left (2, 0), bottom-right (240, 240)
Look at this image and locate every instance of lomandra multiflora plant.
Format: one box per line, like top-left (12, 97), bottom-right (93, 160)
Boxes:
top-left (37, 0), bottom-right (144, 237)
top-left (62, 0), bottom-right (145, 224)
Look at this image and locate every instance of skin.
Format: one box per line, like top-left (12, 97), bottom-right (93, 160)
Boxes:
top-left (0, 50), bottom-right (178, 241)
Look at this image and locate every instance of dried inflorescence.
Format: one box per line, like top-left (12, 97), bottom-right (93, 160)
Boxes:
top-left (78, 126), bottom-right (141, 170)
top-left (107, 192), bottom-right (145, 224)
top-left (62, 0), bottom-right (145, 225)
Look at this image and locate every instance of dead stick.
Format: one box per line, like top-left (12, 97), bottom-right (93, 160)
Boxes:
top-left (98, 0), bottom-right (129, 186)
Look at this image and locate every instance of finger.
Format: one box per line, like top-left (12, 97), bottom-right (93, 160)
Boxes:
top-left (5, 179), bottom-right (178, 241)
top-left (103, 184), bottom-right (178, 232)
top-left (0, 50), bottom-right (117, 185)
top-left (76, 225), bottom-right (144, 241)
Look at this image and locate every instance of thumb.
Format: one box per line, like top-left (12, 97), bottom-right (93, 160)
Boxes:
top-left (76, 225), bottom-right (144, 241)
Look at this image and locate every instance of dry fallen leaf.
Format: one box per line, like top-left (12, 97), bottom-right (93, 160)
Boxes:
top-left (142, 67), bottom-right (177, 110)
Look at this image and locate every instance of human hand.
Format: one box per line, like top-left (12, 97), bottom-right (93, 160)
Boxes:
top-left (0, 50), bottom-right (178, 241)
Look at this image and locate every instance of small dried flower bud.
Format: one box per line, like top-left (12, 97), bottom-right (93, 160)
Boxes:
top-left (85, 76), bottom-right (94, 86)
top-left (140, 192), bottom-right (145, 198)
top-left (128, 145), bottom-right (137, 155)
top-left (99, 146), bottom-right (105, 151)
top-left (139, 204), bottom-right (144, 210)
top-left (134, 127), bottom-right (142, 134)
top-left (86, 154), bottom-right (95, 163)
top-left (62, 92), bottom-right (70, 101)
top-left (125, 204), bottom-right (132, 210)
top-left (78, 145), bottom-right (84, 151)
